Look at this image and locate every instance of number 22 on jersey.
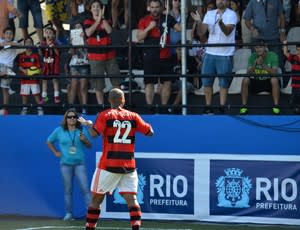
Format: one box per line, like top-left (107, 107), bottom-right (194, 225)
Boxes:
top-left (113, 120), bottom-right (132, 144)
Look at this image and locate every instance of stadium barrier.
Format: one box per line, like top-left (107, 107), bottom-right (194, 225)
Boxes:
top-left (0, 115), bottom-right (299, 225)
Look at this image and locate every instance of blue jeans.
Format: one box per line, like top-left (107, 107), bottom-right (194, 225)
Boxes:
top-left (201, 54), bottom-right (233, 88)
top-left (60, 164), bottom-right (91, 214)
top-left (17, 0), bottom-right (43, 29)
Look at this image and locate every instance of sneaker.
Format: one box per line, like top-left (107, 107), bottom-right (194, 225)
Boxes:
top-left (88, 88), bottom-right (96, 94)
top-left (63, 213), bottom-right (73, 221)
top-left (37, 107), bottom-right (44, 115)
top-left (61, 88), bottom-right (68, 94)
top-left (54, 96), bottom-right (61, 104)
top-left (20, 107), bottom-right (28, 115)
top-left (8, 88), bottom-right (16, 95)
top-left (203, 106), bottom-right (214, 115)
top-left (120, 24), bottom-right (127, 29)
top-left (272, 107), bottom-right (281, 115)
top-left (41, 96), bottom-right (49, 104)
top-left (240, 107), bottom-right (248, 115)
top-left (0, 109), bottom-right (8, 115)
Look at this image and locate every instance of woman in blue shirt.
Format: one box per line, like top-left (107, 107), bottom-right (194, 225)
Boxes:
top-left (47, 108), bottom-right (92, 221)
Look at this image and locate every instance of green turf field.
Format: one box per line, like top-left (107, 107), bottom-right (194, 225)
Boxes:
top-left (0, 217), bottom-right (298, 230)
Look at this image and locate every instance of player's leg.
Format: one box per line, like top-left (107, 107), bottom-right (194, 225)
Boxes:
top-left (60, 164), bottom-right (74, 220)
top-left (85, 194), bottom-right (105, 230)
top-left (86, 169), bottom-right (121, 230)
top-left (122, 194), bottom-right (141, 230)
top-left (119, 171), bottom-right (141, 230)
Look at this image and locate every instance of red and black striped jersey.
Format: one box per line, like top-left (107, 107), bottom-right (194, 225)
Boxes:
top-left (83, 18), bottom-right (116, 61)
top-left (17, 51), bottom-right (41, 84)
top-left (40, 41), bottom-right (60, 75)
top-left (93, 108), bottom-right (152, 173)
top-left (138, 14), bottom-right (177, 59)
top-left (287, 54), bottom-right (300, 88)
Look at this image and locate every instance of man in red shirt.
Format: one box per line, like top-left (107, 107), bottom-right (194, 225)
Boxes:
top-left (79, 88), bottom-right (154, 230)
top-left (137, 0), bottom-right (181, 113)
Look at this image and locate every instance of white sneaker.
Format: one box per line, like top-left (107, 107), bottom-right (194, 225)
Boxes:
top-left (88, 88), bottom-right (96, 94)
top-left (20, 108), bottom-right (28, 115)
top-left (6, 68), bottom-right (16, 76)
top-left (0, 109), bottom-right (8, 115)
top-left (8, 88), bottom-right (16, 95)
top-left (63, 213), bottom-right (73, 221)
top-left (37, 107), bottom-right (44, 115)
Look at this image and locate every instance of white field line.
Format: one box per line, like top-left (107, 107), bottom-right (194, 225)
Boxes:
top-left (15, 226), bottom-right (192, 230)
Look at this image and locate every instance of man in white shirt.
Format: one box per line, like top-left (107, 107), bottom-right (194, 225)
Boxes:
top-left (191, 0), bottom-right (237, 114)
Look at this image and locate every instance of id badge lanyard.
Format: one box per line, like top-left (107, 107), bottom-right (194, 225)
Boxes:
top-left (68, 130), bottom-right (77, 154)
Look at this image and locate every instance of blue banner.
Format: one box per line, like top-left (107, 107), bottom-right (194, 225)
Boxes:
top-left (106, 158), bottom-right (194, 214)
top-left (210, 160), bottom-right (300, 219)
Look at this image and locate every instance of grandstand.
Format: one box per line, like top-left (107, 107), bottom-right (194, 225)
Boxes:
top-left (0, 1), bottom-right (298, 115)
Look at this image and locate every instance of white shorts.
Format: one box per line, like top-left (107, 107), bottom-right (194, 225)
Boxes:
top-left (0, 78), bottom-right (11, 88)
top-left (90, 168), bottom-right (138, 195)
top-left (20, 83), bottom-right (41, 95)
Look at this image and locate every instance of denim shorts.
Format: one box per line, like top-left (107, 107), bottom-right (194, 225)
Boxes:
top-left (201, 54), bottom-right (233, 88)
top-left (18, 0), bottom-right (43, 29)
top-left (70, 65), bottom-right (90, 75)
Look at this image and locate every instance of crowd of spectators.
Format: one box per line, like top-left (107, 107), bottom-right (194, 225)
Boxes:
top-left (0, 0), bottom-right (299, 115)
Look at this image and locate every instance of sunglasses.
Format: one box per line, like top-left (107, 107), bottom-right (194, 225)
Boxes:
top-left (67, 115), bottom-right (78, 119)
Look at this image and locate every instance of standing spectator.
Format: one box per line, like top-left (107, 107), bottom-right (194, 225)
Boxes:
top-left (8, 0), bottom-right (16, 34)
top-left (243, 0), bottom-right (286, 85)
top-left (17, 0), bottom-right (44, 43)
top-left (0, 0), bottom-right (21, 38)
top-left (45, 0), bottom-right (68, 41)
top-left (169, 0), bottom-right (183, 56)
top-left (69, 0), bottom-right (90, 18)
top-left (191, 0), bottom-right (237, 114)
top-left (0, 27), bottom-right (18, 115)
top-left (68, 22), bottom-right (89, 115)
top-left (16, 37), bottom-right (43, 115)
top-left (188, 0), bottom-right (206, 27)
top-left (111, 0), bottom-right (129, 29)
top-left (240, 40), bottom-right (280, 115)
top-left (169, 42), bottom-right (199, 113)
top-left (78, 88), bottom-right (154, 230)
top-left (229, 0), bottom-right (242, 44)
top-left (206, 0), bottom-right (217, 11)
top-left (283, 40), bottom-right (300, 114)
top-left (136, 0), bottom-right (181, 113)
top-left (84, 0), bottom-right (122, 106)
top-left (46, 108), bottom-right (92, 221)
top-left (191, 21), bottom-right (206, 72)
top-left (40, 27), bottom-right (61, 104)
top-left (282, 0), bottom-right (292, 27)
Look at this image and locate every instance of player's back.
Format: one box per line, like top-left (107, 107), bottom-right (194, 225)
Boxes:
top-left (95, 108), bottom-right (151, 173)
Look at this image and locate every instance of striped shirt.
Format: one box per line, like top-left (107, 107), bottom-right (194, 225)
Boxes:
top-left (287, 54), bottom-right (300, 88)
top-left (83, 18), bottom-right (116, 61)
top-left (93, 108), bottom-right (152, 173)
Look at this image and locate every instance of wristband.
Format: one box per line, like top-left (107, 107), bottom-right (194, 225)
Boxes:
top-left (87, 120), bottom-right (93, 126)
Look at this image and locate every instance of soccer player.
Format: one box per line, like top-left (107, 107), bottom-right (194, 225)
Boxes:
top-left (78, 88), bottom-right (154, 230)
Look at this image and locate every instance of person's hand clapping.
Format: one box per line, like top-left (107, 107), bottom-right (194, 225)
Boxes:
top-left (190, 11), bottom-right (202, 23)
top-left (148, 21), bottom-right (156, 30)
